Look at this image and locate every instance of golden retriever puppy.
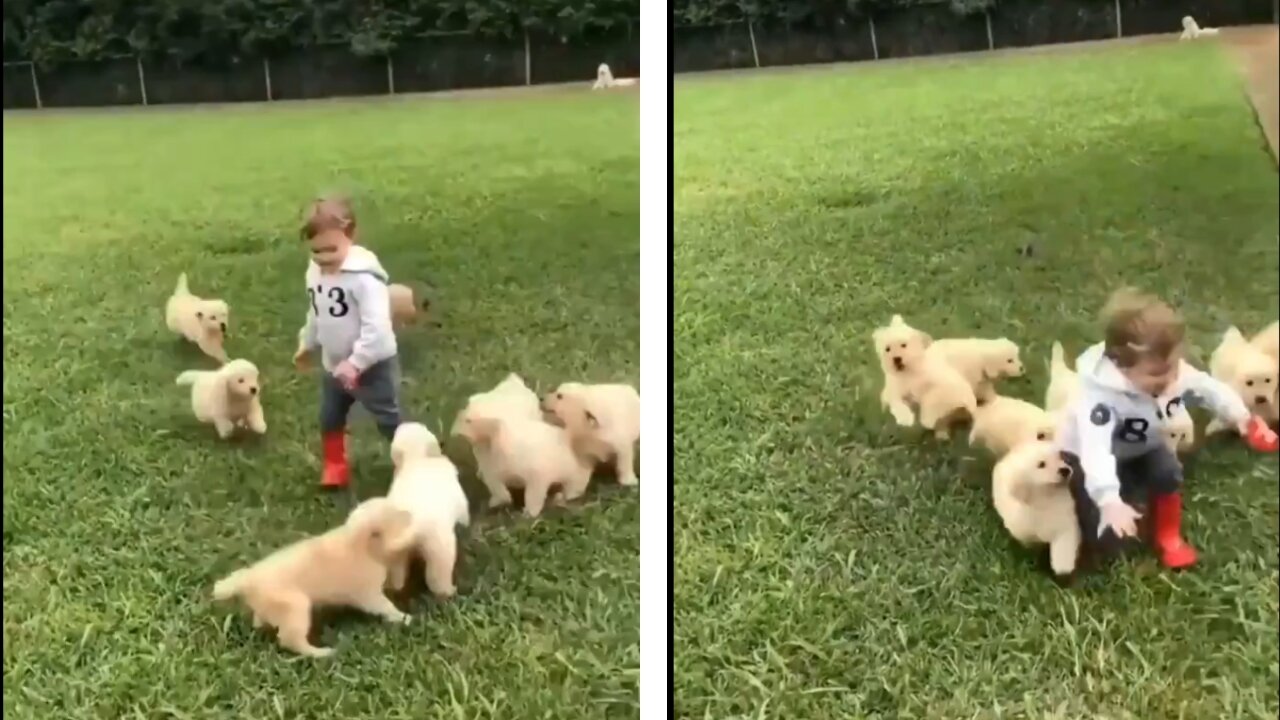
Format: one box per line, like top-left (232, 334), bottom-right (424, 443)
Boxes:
top-left (592, 63), bottom-right (637, 89)
top-left (1207, 327), bottom-right (1279, 434)
top-left (541, 382), bottom-right (640, 486)
top-left (165, 273), bottom-right (229, 363)
top-left (176, 359), bottom-right (266, 439)
top-left (1252, 321), bottom-right (1279, 369)
top-left (968, 394), bottom-right (1057, 458)
top-left (451, 407), bottom-right (594, 518)
top-left (1044, 342), bottom-right (1080, 417)
top-left (1164, 408), bottom-right (1195, 455)
top-left (991, 440), bottom-right (1080, 583)
top-left (872, 315), bottom-right (978, 438)
top-left (384, 423), bottom-right (470, 599)
top-left (212, 497), bottom-right (415, 658)
top-left (926, 336), bottom-right (1024, 401)
top-left (467, 373), bottom-right (543, 423)
top-left (388, 283), bottom-right (432, 329)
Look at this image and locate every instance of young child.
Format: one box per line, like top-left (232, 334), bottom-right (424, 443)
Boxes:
top-left (1059, 289), bottom-right (1274, 569)
top-left (293, 197), bottom-right (400, 488)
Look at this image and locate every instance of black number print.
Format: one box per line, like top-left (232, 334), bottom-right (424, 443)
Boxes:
top-left (1116, 418), bottom-right (1150, 444)
top-left (327, 286), bottom-right (350, 317)
top-left (307, 287), bottom-right (319, 315)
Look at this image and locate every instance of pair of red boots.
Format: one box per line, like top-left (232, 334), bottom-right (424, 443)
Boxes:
top-left (319, 431), bottom-right (351, 489)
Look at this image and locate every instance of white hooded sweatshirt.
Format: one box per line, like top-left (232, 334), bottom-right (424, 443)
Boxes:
top-left (1059, 343), bottom-right (1248, 507)
top-left (298, 245), bottom-right (397, 373)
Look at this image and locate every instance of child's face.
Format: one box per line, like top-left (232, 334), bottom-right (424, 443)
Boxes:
top-left (1122, 345), bottom-right (1183, 396)
top-left (308, 229), bottom-right (351, 272)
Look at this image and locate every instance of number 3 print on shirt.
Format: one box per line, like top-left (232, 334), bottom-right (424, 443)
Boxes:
top-left (308, 285), bottom-right (351, 318)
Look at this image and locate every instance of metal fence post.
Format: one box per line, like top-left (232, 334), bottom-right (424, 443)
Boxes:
top-left (984, 11), bottom-right (995, 50)
top-left (1114, 0), bottom-right (1123, 37)
top-left (136, 56), bottom-right (149, 105)
top-left (747, 21), bottom-right (761, 68)
top-left (523, 29), bottom-right (532, 86)
top-left (263, 58), bottom-right (273, 101)
top-left (29, 62), bottom-right (43, 109)
top-left (868, 16), bottom-right (880, 61)
top-left (386, 55), bottom-right (395, 95)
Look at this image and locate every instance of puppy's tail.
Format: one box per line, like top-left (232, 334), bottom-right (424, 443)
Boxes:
top-left (174, 272), bottom-right (190, 297)
top-left (176, 370), bottom-right (203, 386)
top-left (212, 569), bottom-right (253, 601)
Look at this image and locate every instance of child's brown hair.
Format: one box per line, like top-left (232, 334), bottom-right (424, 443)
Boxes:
top-left (1100, 288), bottom-right (1185, 368)
top-left (300, 196), bottom-right (356, 241)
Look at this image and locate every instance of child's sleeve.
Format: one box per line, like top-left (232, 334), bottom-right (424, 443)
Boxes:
top-left (1076, 397), bottom-right (1122, 507)
top-left (347, 274), bottom-right (397, 372)
top-left (1181, 365), bottom-right (1250, 427)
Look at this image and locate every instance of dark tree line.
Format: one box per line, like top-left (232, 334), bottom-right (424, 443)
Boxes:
top-left (672, 0), bottom-right (1068, 27)
top-left (3, 0), bottom-right (640, 65)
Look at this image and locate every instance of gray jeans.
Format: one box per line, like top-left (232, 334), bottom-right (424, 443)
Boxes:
top-left (320, 357), bottom-right (401, 439)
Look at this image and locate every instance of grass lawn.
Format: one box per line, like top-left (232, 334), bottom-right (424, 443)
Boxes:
top-left (674, 42), bottom-right (1279, 718)
top-left (3, 90), bottom-right (639, 718)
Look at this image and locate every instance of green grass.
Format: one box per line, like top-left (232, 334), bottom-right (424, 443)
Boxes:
top-left (674, 43), bottom-right (1279, 718)
top-left (3, 91), bottom-right (639, 718)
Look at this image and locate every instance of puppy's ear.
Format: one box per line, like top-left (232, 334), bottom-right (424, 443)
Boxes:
top-left (890, 314), bottom-right (905, 326)
top-left (917, 331), bottom-right (933, 348)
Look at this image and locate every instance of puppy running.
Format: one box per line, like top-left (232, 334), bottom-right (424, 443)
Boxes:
top-left (385, 423), bottom-right (470, 599)
top-left (872, 315), bottom-right (978, 438)
top-left (991, 440), bottom-right (1080, 584)
top-left (592, 63), bottom-right (638, 90)
top-left (212, 497), bottom-right (415, 658)
top-left (1207, 326), bottom-right (1279, 433)
top-left (176, 359), bottom-right (266, 439)
top-left (165, 273), bottom-right (230, 363)
top-left (969, 393), bottom-right (1057, 458)
top-left (541, 381), bottom-right (641, 486)
top-left (1179, 15), bottom-right (1219, 40)
top-left (927, 336), bottom-right (1024, 401)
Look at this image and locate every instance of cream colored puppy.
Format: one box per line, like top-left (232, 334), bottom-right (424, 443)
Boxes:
top-left (1164, 408), bottom-right (1195, 455)
top-left (1179, 15), bottom-right (1219, 40)
top-left (1044, 342), bottom-right (1080, 417)
top-left (541, 381), bottom-right (641, 486)
top-left (592, 63), bottom-right (637, 89)
top-left (451, 407), bottom-right (594, 518)
top-left (165, 273), bottom-right (229, 363)
top-left (1208, 327), bottom-right (1279, 434)
top-left (926, 336), bottom-right (1024, 401)
top-left (176, 359), bottom-right (266, 439)
top-left (969, 394), bottom-right (1057, 458)
top-left (388, 283), bottom-right (432, 329)
top-left (467, 373), bottom-right (543, 423)
top-left (385, 423), bottom-right (470, 599)
top-left (1252, 321), bottom-right (1279, 367)
top-left (872, 315), bottom-right (978, 438)
top-left (212, 497), bottom-right (415, 658)
top-left (991, 440), bottom-right (1080, 583)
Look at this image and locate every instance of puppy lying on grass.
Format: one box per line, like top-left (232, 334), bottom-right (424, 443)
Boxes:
top-left (991, 440), bottom-right (1080, 585)
top-left (1208, 326), bottom-right (1279, 434)
top-left (385, 423), bottom-right (470, 599)
top-left (969, 394), bottom-right (1057, 458)
top-left (451, 402), bottom-right (596, 518)
top-left (926, 336), bottom-right (1024, 402)
top-left (212, 497), bottom-right (415, 658)
top-left (872, 315), bottom-right (978, 438)
top-left (176, 359), bottom-right (266, 439)
top-left (165, 273), bottom-right (229, 363)
top-left (541, 382), bottom-right (641, 487)
top-left (592, 63), bottom-right (637, 90)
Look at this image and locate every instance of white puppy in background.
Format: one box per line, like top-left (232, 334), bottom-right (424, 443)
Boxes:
top-left (1180, 16), bottom-right (1219, 40)
top-left (176, 359), bottom-right (266, 439)
top-left (592, 63), bottom-right (638, 90)
top-left (991, 440), bottom-right (1080, 584)
top-left (385, 423), bottom-right (470, 599)
top-left (872, 315), bottom-right (978, 438)
top-left (969, 394), bottom-right (1058, 458)
top-left (926, 336), bottom-right (1024, 401)
top-left (165, 272), bottom-right (230, 362)
top-left (1208, 326), bottom-right (1279, 433)
top-left (212, 497), bottom-right (415, 658)
top-left (541, 381), bottom-right (641, 486)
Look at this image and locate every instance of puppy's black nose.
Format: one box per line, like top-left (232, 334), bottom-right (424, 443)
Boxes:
top-left (892, 357), bottom-right (905, 370)
top-left (1056, 466), bottom-right (1071, 479)
top-left (220, 322), bottom-right (227, 332)
top-left (1256, 395), bottom-right (1268, 405)
top-left (249, 387), bottom-right (258, 395)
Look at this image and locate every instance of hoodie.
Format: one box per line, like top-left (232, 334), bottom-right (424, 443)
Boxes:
top-left (1059, 343), bottom-right (1249, 507)
top-left (298, 245), bottom-right (397, 373)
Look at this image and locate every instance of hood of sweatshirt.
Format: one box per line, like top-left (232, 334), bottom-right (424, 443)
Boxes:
top-left (340, 245), bottom-right (389, 284)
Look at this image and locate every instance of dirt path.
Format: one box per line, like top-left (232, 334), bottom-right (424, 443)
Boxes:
top-left (1223, 25), bottom-right (1279, 165)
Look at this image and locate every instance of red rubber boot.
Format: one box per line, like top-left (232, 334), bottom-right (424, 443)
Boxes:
top-left (320, 431), bottom-right (350, 489)
top-left (1150, 491), bottom-right (1197, 569)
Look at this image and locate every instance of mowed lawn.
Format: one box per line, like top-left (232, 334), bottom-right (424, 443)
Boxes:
top-left (3, 90), bottom-right (638, 718)
top-left (674, 42), bottom-right (1279, 718)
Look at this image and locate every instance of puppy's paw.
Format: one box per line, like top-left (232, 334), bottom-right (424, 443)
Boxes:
top-left (934, 427), bottom-right (950, 440)
top-left (433, 585), bottom-right (457, 600)
top-left (618, 474), bottom-right (639, 487)
top-left (487, 495), bottom-right (513, 509)
top-left (390, 612), bottom-right (412, 626)
top-left (306, 646), bottom-right (336, 659)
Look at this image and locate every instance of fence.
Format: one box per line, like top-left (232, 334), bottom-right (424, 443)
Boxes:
top-left (2, 26), bottom-right (639, 110)
top-left (673, 0), bottom-right (1279, 74)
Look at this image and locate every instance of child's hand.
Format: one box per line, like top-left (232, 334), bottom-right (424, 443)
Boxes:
top-left (333, 360), bottom-right (361, 391)
top-left (1241, 415), bottom-right (1279, 453)
top-left (293, 347), bottom-right (312, 372)
top-left (1099, 500), bottom-right (1142, 539)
